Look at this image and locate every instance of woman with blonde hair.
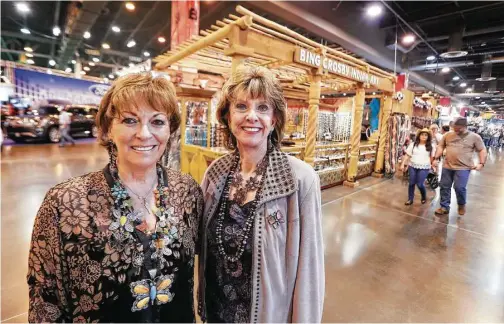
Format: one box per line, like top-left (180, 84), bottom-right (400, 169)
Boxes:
top-left (198, 66), bottom-right (325, 323)
top-left (27, 73), bottom-right (203, 322)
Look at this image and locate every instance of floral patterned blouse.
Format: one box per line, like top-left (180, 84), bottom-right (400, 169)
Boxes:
top-left (27, 166), bottom-right (203, 323)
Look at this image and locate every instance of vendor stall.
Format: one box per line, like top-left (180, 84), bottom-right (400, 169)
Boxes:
top-left (154, 5), bottom-right (396, 187)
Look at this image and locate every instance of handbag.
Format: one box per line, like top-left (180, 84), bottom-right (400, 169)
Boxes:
top-left (426, 171), bottom-right (439, 189)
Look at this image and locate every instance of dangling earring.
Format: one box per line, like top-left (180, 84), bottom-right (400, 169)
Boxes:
top-left (107, 140), bottom-right (118, 171)
top-left (227, 134), bottom-right (235, 150)
top-left (267, 130), bottom-right (274, 151)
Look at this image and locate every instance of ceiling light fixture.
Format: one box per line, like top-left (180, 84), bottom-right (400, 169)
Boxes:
top-left (481, 101), bottom-right (486, 104)
top-left (441, 67), bottom-right (450, 73)
top-left (83, 66), bottom-right (90, 71)
top-left (459, 82), bottom-right (467, 88)
top-left (49, 59), bottom-right (56, 66)
top-left (402, 34), bottom-right (416, 45)
top-left (65, 67), bottom-right (72, 73)
top-left (71, 60), bottom-right (76, 64)
top-left (109, 74), bottom-right (115, 79)
top-left (20, 28), bottom-right (30, 34)
top-left (25, 53), bottom-right (33, 58)
top-left (80, 71), bottom-right (86, 75)
top-left (53, 26), bottom-right (61, 36)
top-left (366, 4), bottom-right (383, 18)
top-left (24, 46), bottom-right (33, 52)
top-left (102, 43), bottom-right (110, 49)
top-left (92, 57), bottom-right (100, 63)
top-left (481, 42), bottom-right (487, 47)
top-left (83, 31), bottom-right (91, 39)
top-left (127, 40), bottom-right (136, 48)
top-left (158, 36), bottom-right (166, 43)
top-left (452, 76), bottom-right (460, 81)
top-left (143, 51), bottom-right (150, 57)
top-left (111, 26), bottom-right (121, 33)
top-left (426, 55), bottom-right (436, 61)
top-left (125, 2), bottom-right (135, 11)
top-left (26, 59), bottom-right (35, 64)
top-left (89, 62), bottom-right (95, 66)
top-left (16, 3), bottom-right (30, 13)
top-left (475, 96), bottom-right (481, 99)
top-left (343, 93), bottom-right (347, 96)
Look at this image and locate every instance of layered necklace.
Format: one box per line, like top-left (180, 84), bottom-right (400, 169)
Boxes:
top-left (109, 163), bottom-right (182, 312)
top-left (215, 149), bottom-right (270, 265)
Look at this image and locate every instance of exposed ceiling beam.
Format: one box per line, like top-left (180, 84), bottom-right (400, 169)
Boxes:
top-left (381, 3), bottom-right (504, 30)
top-left (1, 48), bottom-right (52, 59)
top-left (1, 39), bottom-right (14, 61)
top-left (50, 1), bottom-right (62, 58)
top-left (380, 1), bottom-right (467, 82)
top-left (57, 1), bottom-right (108, 67)
top-left (409, 60), bottom-right (475, 72)
top-left (1, 31), bottom-right (57, 45)
top-left (100, 3), bottom-right (123, 47)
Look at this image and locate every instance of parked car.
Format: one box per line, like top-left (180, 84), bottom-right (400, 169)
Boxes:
top-left (5, 105), bottom-right (98, 143)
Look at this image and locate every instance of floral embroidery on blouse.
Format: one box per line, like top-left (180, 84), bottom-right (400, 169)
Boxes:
top-left (27, 167), bottom-right (203, 323)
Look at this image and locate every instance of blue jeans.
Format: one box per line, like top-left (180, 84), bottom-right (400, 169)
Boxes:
top-left (440, 168), bottom-right (471, 210)
top-left (408, 167), bottom-right (429, 201)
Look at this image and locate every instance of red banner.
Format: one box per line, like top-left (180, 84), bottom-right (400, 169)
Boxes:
top-left (395, 73), bottom-right (409, 92)
top-left (171, 0), bottom-right (200, 50)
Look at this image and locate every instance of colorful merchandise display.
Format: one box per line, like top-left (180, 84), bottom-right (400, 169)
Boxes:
top-left (385, 113), bottom-right (411, 176)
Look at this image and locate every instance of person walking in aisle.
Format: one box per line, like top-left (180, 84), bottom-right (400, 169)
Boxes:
top-left (433, 118), bottom-right (487, 216)
top-left (430, 124), bottom-right (443, 146)
top-left (58, 106), bottom-right (75, 147)
top-left (399, 128), bottom-right (435, 205)
top-left (441, 125), bottom-right (450, 135)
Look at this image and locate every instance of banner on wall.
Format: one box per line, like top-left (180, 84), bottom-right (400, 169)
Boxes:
top-left (13, 68), bottom-right (110, 106)
top-left (170, 0), bottom-right (200, 50)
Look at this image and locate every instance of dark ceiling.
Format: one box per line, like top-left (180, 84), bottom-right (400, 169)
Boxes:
top-left (2, 1), bottom-right (504, 111)
top-left (378, 1), bottom-right (504, 111)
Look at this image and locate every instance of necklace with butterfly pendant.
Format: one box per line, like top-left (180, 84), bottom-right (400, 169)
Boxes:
top-left (109, 163), bottom-right (183, 312)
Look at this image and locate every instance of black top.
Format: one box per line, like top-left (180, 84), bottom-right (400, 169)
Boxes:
top-left (206, 192), bottom-right (255, 323)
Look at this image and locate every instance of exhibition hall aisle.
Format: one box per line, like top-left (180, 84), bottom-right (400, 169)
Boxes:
top-left (1, 143), bottom-right (503, 322)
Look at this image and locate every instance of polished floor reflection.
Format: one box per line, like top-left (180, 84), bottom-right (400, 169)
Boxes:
top-left (1, 142), bottom-right (504, 322)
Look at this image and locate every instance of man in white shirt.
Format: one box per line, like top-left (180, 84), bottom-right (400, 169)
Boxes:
top-left (58, 107), bottom-right (75, 147)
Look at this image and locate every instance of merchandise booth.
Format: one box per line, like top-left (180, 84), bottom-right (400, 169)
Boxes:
top-left (154, 6), bottom-right (397, 188)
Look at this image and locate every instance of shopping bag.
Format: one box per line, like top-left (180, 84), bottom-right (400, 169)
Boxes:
top-left (426, 171), bottom-right (439, 190)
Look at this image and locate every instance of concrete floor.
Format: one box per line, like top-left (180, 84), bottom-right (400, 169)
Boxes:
top-left (1, 142), bottom-right (504, 322)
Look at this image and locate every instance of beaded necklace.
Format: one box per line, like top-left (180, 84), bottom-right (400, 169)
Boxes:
top-left (215, 149), bottom-right (270, 267)
top-left (108, 163), bottom-right (180, 311)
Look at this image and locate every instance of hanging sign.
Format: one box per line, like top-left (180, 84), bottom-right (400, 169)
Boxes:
top-left (294, 48), bottom-right (380, 86)
top-left (117, 59), bottom-right (152, 76)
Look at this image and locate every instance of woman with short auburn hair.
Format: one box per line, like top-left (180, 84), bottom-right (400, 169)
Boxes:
top-left (28, 72), bottom-right (202, 322)
top-left (198, 65), bottom-right (325, 323)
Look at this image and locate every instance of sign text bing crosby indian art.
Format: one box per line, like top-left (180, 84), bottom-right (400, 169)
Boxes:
top-left (294, 48), bottom-right (380, 86)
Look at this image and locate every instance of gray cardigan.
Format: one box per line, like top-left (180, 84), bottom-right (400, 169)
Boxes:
top-left (198, 148), bottom-right (325, 323)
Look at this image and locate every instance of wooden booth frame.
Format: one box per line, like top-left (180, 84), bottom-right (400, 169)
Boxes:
top-left (155, 5), bottom-right (396, 187)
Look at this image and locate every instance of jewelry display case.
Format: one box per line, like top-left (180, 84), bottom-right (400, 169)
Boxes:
top-left (357, 143), bottom-right (377, 178)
